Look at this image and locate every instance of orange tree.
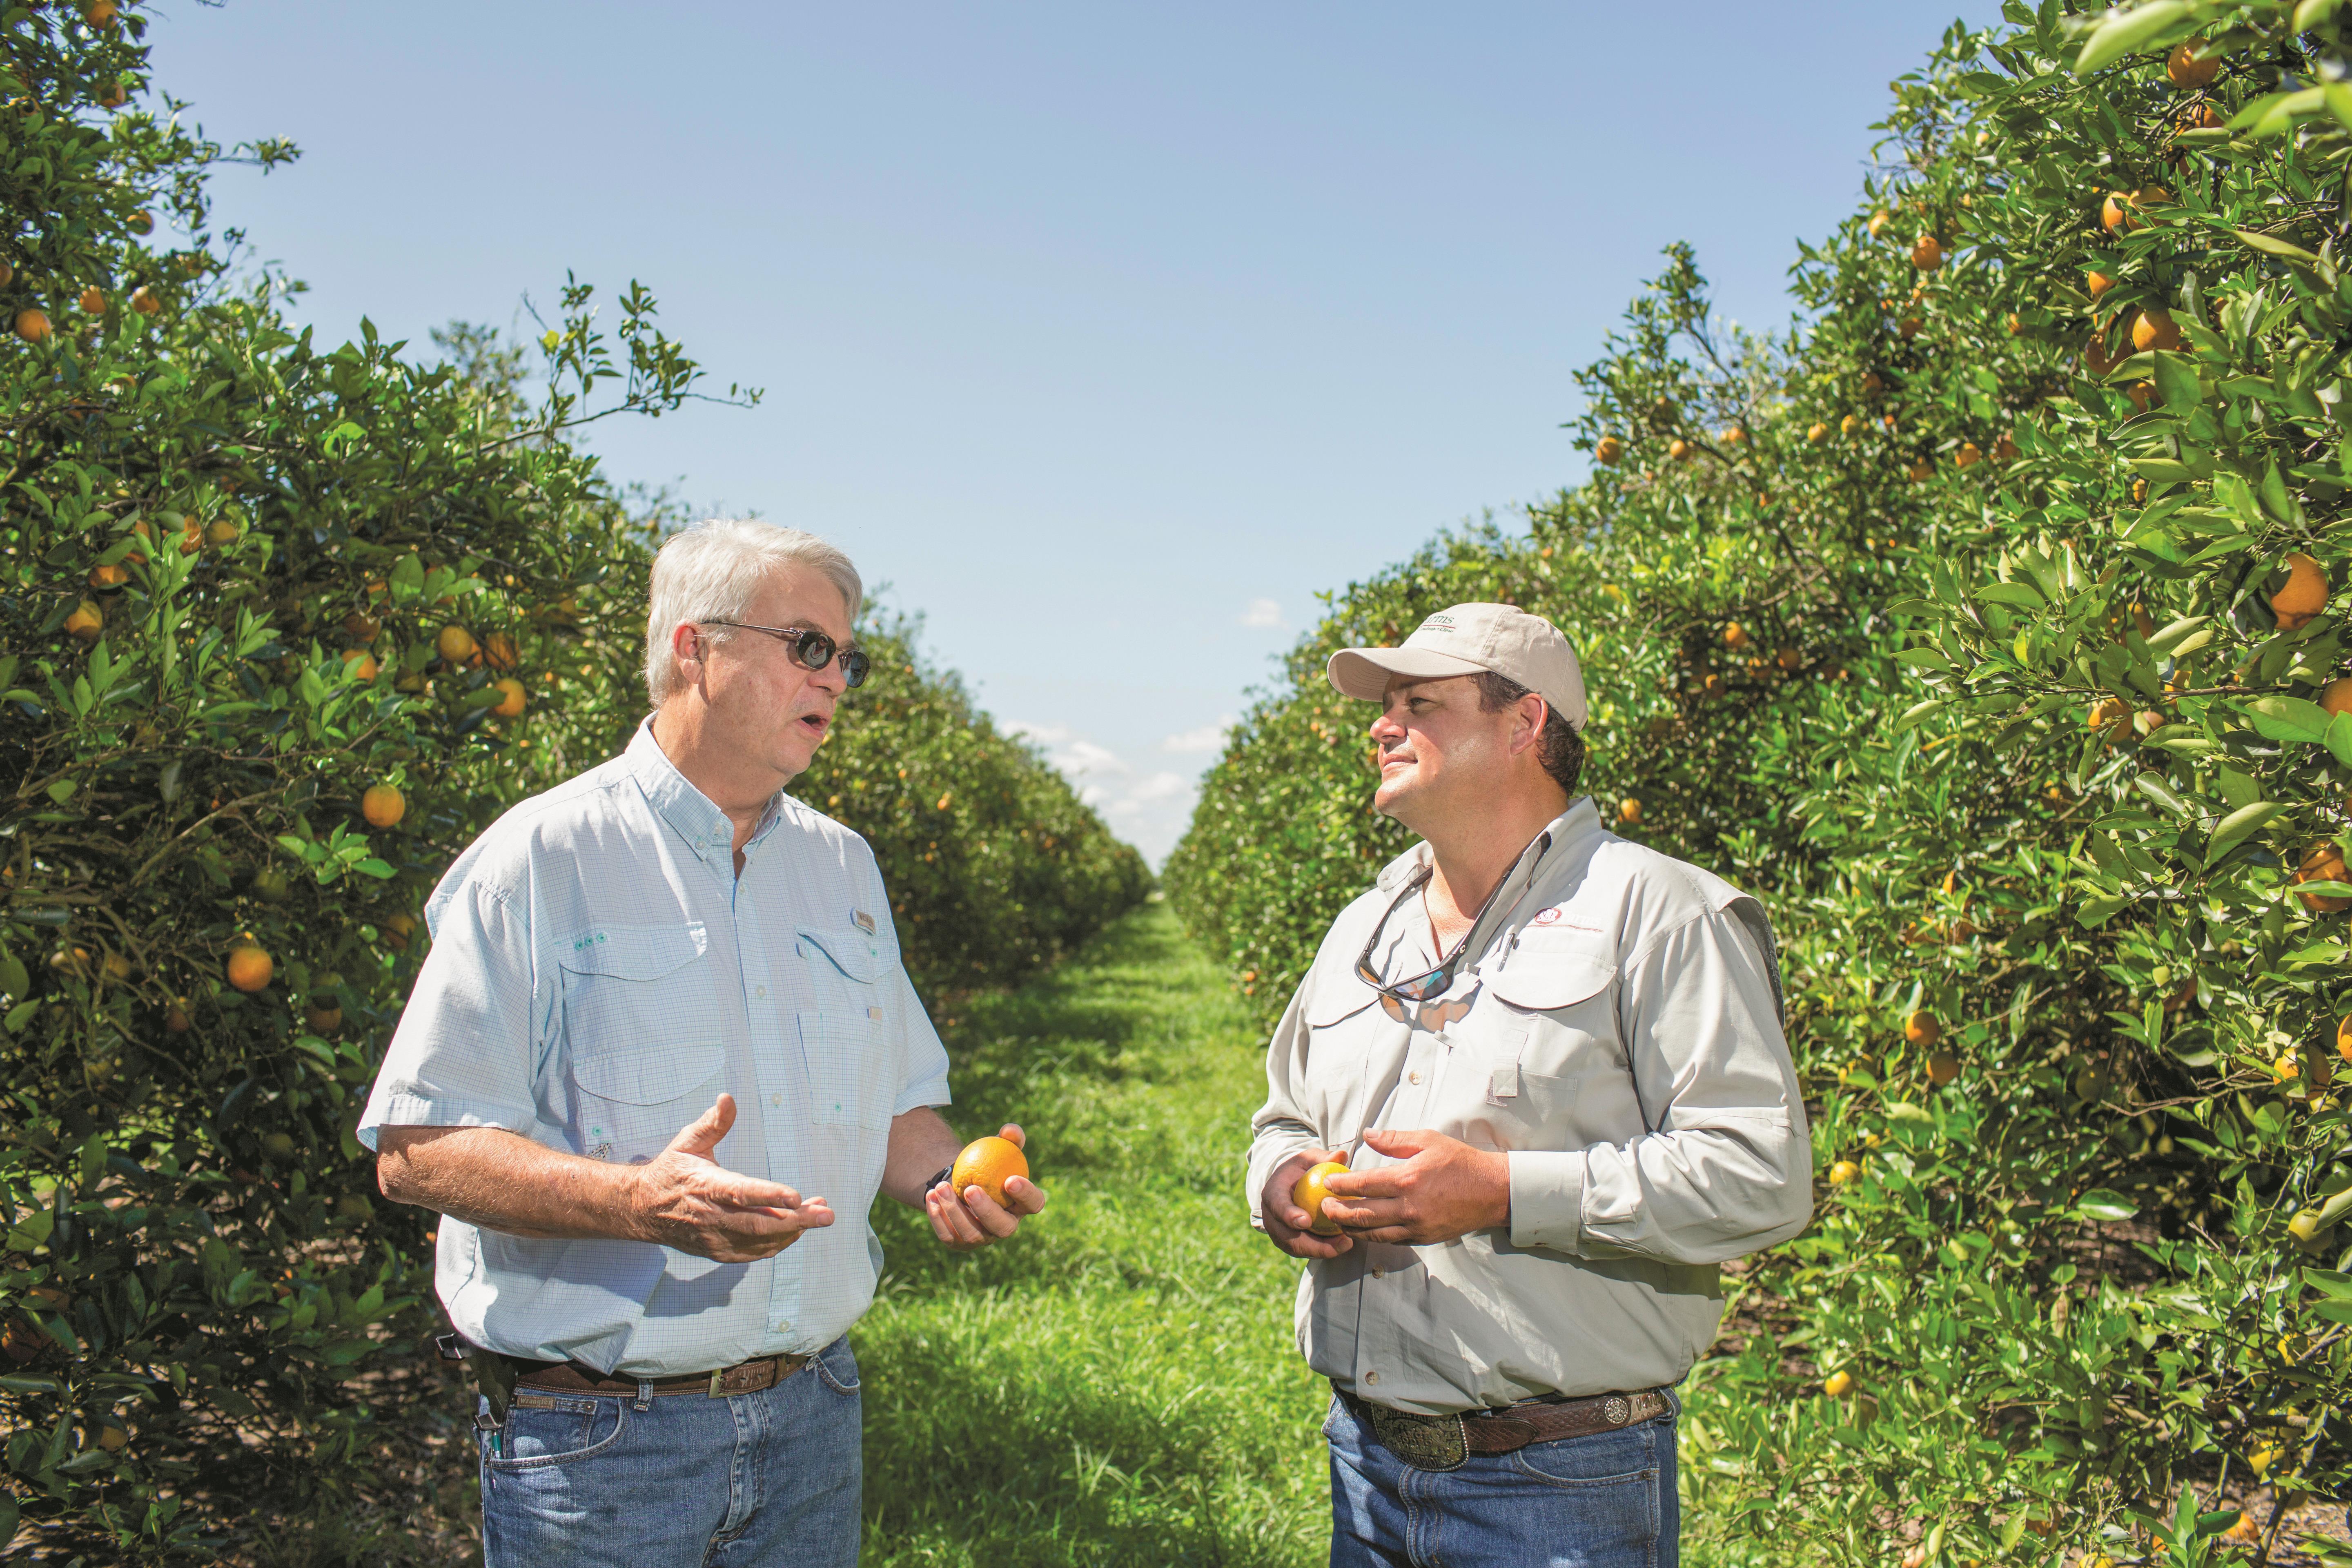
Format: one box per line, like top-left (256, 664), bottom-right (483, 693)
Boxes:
top-left (1169, 5), bottom-right (2352, 1561)
top-left (0, 4), bottom-right (1143, 1559)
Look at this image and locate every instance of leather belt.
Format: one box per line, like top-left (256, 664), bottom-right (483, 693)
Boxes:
top-left (1335, 1381), bottom-right (1670, 1470)
top-left (514, 1352), bottom-right (810, 1400)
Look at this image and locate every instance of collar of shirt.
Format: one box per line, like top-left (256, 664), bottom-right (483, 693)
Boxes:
top-left (623, 719), bottom-right (785, 866)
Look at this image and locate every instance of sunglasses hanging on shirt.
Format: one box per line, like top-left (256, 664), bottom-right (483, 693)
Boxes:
top-left (1353, 830), bottom-right (1552, 1004)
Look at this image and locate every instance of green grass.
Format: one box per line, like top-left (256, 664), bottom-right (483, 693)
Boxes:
top-left (857, 900), bottom-right (1329, 1567)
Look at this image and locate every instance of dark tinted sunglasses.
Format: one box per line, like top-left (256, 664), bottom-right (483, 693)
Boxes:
top-left (701, 621), bottom-right (870, 688)
top-left (1353, 830), bottom-right (1552, 1004)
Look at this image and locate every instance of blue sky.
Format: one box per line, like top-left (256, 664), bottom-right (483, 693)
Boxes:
top-left (154, 2), bottom-right (1996, 861)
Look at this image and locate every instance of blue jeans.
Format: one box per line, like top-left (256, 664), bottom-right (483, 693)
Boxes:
top-left (1326, 1387), bottom-right (1680, 1568)
top-left (477, 1335), bottom-right (862, 1567)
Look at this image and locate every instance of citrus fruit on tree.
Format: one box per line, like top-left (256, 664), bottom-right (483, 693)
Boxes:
top-left (361, 784), bottom-right (405, 828)
top-left (491, 677), bottom-right (526, 717)
top-left (950, 1134), bottom-right (1029, 1206)
top-left (435, 623), bottom-right (477, 663)
top-left (14, 307), bottom-right (49, 343)
top-left (225, 944), bottom-right (273, 994)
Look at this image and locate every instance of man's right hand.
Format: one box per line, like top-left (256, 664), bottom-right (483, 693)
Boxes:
top-left (626, 1094), bottom-right (834, 1263)
top-left (1261, 1147), bottom-right (1355, 1261)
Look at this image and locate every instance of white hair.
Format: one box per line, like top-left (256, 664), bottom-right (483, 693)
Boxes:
top-left (643, 519), bottom-right (864, 705)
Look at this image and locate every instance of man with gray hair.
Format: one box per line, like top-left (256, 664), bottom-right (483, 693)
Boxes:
top-left (362, 518), bottom-right (1042, 1566)
top-left (1250, 602), bottom-right (1809, 1567)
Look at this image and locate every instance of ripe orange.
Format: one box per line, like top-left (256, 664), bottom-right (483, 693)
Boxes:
top-left (1724, 622), bottom-right (1751, 650)
top-left (491, 677), bottom-right (526, 717)
top-left (2337, 1013), bottom-right (2352, 1065)
top-left (1806, 421), bottom-right (1829, 443)
top-left (1897, 314), bottom-right (1922, 341)
top-left (950, 1134), bottom-right (1030, 1207)
top-left (1292, 1158), bottom-right (1349, 1235)
top-left (1906, 459), bottom-right (1934, 482)
top-left (1989, 434), bottom-right (2017, 463)
top-left (2324, 676), bottom-right (2352, 718)
top-left (2132, 307), bottom-right (2181, 352)
top-left (1955, 442), bottom-right (1981, 468)
top-left (2299, 841), bottom-right (2352, 913)
top-left (342, 610), bottom-right (381, 642)
top-left (1904, 1010), bottom-right (1941, 1047)
top-left (15, 307), bottom-right (50, 343)
top-left (1828, 1160), bottom-right (1859, 1185)
top-left (1593, 435), bottom-right (1623, 466)
top-left (1861, 372), bottom-right (1885, 396)
top-left (1719, 425), bottom-right (1747, 446)
top-left (205, 518), bottom-right (238, 545)
top-left (83, 0), bottom-right (117, 27)
top-left (2273, 552), bottom-right (2328, 629)
top-left (2085, 269), bottom-right (2114, 299)
top-left (2167, 37), bottom-right (2220, 89)
top-left (1776, 647), bottom-right (1801, 672)
top-left (96, 80), bottom-right (125, 109)
top-left (77, 285), bottom-right (104, 313)
top-left (2180, 101), bottom-right (2224, 130)
top-left (481, 631), bottom-right (520, 671)
top-left (435, 624), bottom-right (477, 663)
top-left (225, 944), bottom-right (273, 993)
top-left (1617, 797), bottom-right (1642, 826)
top-left (1839, 414), bottom-right (1860, 437)
top-left (1668, 439), bottom-right (1693, 462)
top-left (1910, 234), bottom-right (1943, 272)
top-left (361, 783), bottom-right (405, 829)
top-left (163, 998), bottom-right (191, 1033)
top-left (87, 562), bottom-right (127, 590)
top-left (1927, 1051), bottom-right (1960, 1087)
top-left (1867, 209), bottom-right (1891, 237)
top-left (1823, 1370), bottom-right (1853, 1397)
top-left (340, 648), bottom-right (379, 681)
top-left (382, 913), bottom-right (416, 950)
top-left (2125, 381), bottom-right (2154, 412)
top-left (126, 209), bottom-right (153, 234)
top-left (129, 286), bottom-right (159, 317)
top-left (1701, 673), bottom-right (1725, 698)
top-left (2005, 311), bottom-right (2022, 335)
top-left (304, 1002), bottom-right (343, 1033)
top-left (64, 599), bottom-right (102, 641)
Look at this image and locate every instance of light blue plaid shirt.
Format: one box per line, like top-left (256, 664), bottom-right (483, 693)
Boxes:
top-left (359, 720), bottom-right (951, 1376)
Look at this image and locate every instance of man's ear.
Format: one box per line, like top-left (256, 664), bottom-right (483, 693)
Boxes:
top-left (1509, 693), bottom-right (1550, 757)
top-left (668, 622), bottom-right (704, 688)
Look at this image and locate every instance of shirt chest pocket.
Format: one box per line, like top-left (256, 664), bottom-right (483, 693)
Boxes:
top-left (557, 924), bottom-right (724, 1160)
top-left (1469, 937), bottom-right (1619, 1147)
top-left (797, 927), bottom-right (895, 1131)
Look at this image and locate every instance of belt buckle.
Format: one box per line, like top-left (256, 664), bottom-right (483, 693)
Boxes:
top-left (1604, 1394), bottom-right (1631, 1426)
top-left (1363, 1402), bottom-right (1469, 1472)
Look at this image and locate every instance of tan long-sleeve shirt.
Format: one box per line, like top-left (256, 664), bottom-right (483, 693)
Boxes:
top-left (1246, 795), bottom-right (1811, 1414)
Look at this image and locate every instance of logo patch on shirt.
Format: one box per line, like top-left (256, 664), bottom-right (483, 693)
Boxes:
top-left (852, 909), bottom-right (877, 935)
top-left (1530, 905), bottom-right (1564, 926)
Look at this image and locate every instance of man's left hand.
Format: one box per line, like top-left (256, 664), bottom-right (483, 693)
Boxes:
top-left (924, 1123), bottom-right (1047, 1251)
top-left (1319, 1128), bottom-right (1509, 1245)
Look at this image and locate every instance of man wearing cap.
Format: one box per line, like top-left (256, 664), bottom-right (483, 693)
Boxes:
top-left (1247, 602), bottom-right (1811, 1567)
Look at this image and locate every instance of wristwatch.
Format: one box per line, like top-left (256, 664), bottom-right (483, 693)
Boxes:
top-left (923, 1166), bottom-right (956, 1198)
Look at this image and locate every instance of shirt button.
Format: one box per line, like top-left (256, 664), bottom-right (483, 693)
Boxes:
top-left (755, 985), bottom-right (768, 999)
top-left (1408, 1070), bottom-right (1422, 1085)
top-left (770, 1093), bottom-right (782, 1107)
top-left (1365, 1370), bottom-right (1381, 1386)
top-left (1371, 1267), bottom-right (1385, 1279)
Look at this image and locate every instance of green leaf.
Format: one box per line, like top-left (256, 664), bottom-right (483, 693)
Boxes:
top-left (2076, 893), bottom-right (2130, 928)
top-left (1884, 1102), bottom-right (1933, 1122)
top-left (2242, 695), bottom-right (2332, 744)
top-left (2073, 0), bottom-right (2191, 75)
top-left (2147, 615), bottom-right (2211, 655)
top-left (1897, 699), bottom-right (1945, 729)
top-left (1976, 581), bottom-right (2047, 609)
top-left (2299, 0), bottom-right (2350, 28)
top-left (2151, 350), bottom-right (2202, 412)
top-left (2207, 800), bottom-right (2282, 861)
top-left (2076, 1189), bottom-right (2139, 1221)
top-left (2236, 226), bottom-right (2324, 266)
top-left (4, 1208), bottom-right (55, 1252)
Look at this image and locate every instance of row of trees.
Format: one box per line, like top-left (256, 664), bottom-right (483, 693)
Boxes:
top-left (0, 2), bottom-right (1144, 1557)
top-left (1172, 2), bottom-right (2352, 1561)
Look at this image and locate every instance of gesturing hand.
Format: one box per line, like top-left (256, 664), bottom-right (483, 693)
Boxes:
top-left (1261, 1147), bottom-right (1356, 1261)
top-left (628, 1094), bottom-right (835, 1263)
top-left (925, 1123), bottom-right (1047, 1251)
top-left (1319, 1128), bottom-right (1510, 1247)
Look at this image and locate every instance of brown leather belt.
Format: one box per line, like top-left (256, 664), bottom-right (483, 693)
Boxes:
top-left (514, 1352), bottom-right (810, 1400)
top-left (1336, 1381), bottom-right (1670, 1469)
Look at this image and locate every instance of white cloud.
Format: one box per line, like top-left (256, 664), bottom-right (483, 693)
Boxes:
top-left (1002, 719), bottom-right (1212, 864)
top-left (1241, 597), bottom-right (1284, 629)
top-left (1161, 715), bottom-right (1235, 754)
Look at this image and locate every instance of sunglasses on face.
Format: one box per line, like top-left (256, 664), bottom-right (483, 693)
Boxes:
top-left (699, 621), bottom-right (871, 688)
top-left (1353, 831), bottom-right (1552, 1004)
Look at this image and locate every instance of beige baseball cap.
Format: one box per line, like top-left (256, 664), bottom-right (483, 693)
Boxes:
top-left (1326, 603), bottom-right (1588, 730)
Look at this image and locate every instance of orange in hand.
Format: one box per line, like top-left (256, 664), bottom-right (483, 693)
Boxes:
top-left (1293, 1157), bottom-right (1350, 1235)
top-left (950, 1134), bottom-right (1029, 1206)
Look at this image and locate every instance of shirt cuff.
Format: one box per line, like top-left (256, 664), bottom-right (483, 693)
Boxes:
top-left (1507, 1150), bottom-right (1587, 1253)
